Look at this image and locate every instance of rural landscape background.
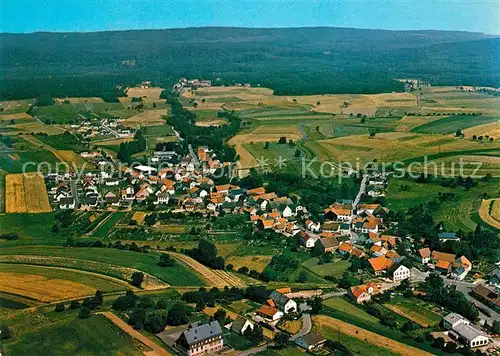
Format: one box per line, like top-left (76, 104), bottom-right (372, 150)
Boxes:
top-left (1, 2), bottom-right (500, 355)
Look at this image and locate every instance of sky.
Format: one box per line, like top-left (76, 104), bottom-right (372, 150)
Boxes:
top-left (1, 0), bottom-right (499, 35)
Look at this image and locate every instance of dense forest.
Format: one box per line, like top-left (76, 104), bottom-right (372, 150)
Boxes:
top-left (1, 27), bottom-right (499, 99)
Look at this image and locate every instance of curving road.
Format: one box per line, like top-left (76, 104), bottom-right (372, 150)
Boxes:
top-left (290, 313), bottom-right (311, 341)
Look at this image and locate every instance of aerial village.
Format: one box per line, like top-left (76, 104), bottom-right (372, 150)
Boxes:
top-left (42, 141), bottom-right (500, 354)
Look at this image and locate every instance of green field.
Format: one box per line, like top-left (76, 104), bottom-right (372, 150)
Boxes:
top-left (141, 123), bottom-right (174, 137)
top-left (0, 245), bottom-right (205, 287)
top-left (3, 315), bottom-right (142, 356)
top-left (0, 150), bottom-right (61, 173)
top-left (411, 115), bottom-right (499, 134)
top-left (386, 296), bottom-right (442, 327)
top-left (301, 258), bottom-right (351, 277)
top-left (386, 177), bottom-right (500, 231)
top-left (0, 171), bottom-right (5, 212)
top-left (90, 212), bottom-right (127, 238)
top-left (323, 298), bottom-right (379, 324)
top-left (34, 133), bottom-right (88, 151)
top-left (319, 326), bottom-right (400, 356)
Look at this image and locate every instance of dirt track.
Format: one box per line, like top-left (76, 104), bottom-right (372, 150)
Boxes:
top-left (101, 311), bottom-right (172, 356)
top-left (313, 315), bottom-right (433, 356)
top-left (168, 252), bottom-right (246, 288)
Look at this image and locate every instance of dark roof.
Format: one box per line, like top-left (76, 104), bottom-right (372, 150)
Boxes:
top-left (438, 232), bottom-right (459, 239)
top-left (59, 197), bottom-right (74, 204)
top-left (319, 237), bottom-right (339, 249)
top-left (296, 332), bottom-right (326, 347)
top-left (179, 321), bottom-right (222, 346)
top-left (269, 291), bottom-right (291, 308)
top-left (231, 317), bottom-right (251, 332)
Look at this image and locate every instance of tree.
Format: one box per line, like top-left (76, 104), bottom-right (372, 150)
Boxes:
top-left (455, 129), bottom-right (462, 137)
top-left (113, 294), bottom-right (136, 311)
top-left (244, 324), bottom-right (263, 344)
top-left (156, 299), bottom-right (167, 310)
top-left (131, 272), bottom-right (144, 287)
top-left (264, 141), bottom-right (270, 149)
top-left (158, 253), bottom-right (175, 267)
top-left (212, 309), bottom-right (226, 323)
top-left (274, 332), bottom-right (289, 349)
top-left (445, 342), bottom-right (457, 353)
top-left (70, 300), bottom-right (81, 309)
top-left (78, 305), bottom-right (91, 319)
top-left (55, 303), bottom-right (65, 312)
top-left (278, 136), bottom-right (287, 144)
top-left (128, 308), bottom-right (147, 326)
top-left (94, 290), bottom-right (104, 306)
top-left (297, 271), bottom-right (308, 283)
top-left (316, 101), bottom-right (321, 106)
top-left (369, 132), bottom-right (376, 138)
top-left (195, 300), bottom-right (206, 312)
top-left (309, 297), bottom-right (322, 314)
top-left (166, 303), bottom-right (191, 326)
top-left (0, 324), bottom-right (12, 340)
top-left (433, 337), bottom-right (445, 350)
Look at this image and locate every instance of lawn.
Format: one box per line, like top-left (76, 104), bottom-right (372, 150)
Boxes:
top-left (0, 245), bottom-right (205, 287)
top-left (385, 296), bottom-right (442, 327)
top-left (224, 332), bottom-right (254, 350)
top-left (3, 315), bottom-right (142, 356)
top-left (411, 115), bottom-right (499, 134)
top-left (323, 297), bottom-right (379, 324)
top-left (301, 258), bottom-right (351, 277)
top-left (228, 300), bottom-right (254, 314)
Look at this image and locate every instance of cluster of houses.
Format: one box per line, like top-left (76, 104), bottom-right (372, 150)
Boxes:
top-left (70, 116), bottom-right (134, 140)
top-left (173, 78), bottom-right (212, 91)
top-left (471, 269), bottom-right (500, 313)
top-left (417, 249), bottom-right (473, 281)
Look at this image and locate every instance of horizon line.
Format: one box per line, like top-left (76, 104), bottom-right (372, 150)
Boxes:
top-left (1, 25), bottom-right (498, 36)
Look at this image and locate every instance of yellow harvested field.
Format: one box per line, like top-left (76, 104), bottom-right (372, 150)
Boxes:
top-left (195, 119), bottom-right (228, 127)
top-left (5, 173), bottom-right (51, 213)
top-left (6, 121), bottom-right (63, 135)
top-left (225, 255), bottom-right (272, 273)
top-left (279, 320), bottom-right (302, 334)
top-left (124, 109), bottom-right (168, 127)
top-left (478, 199), bottom-right (500, 230)
top-left (314, 315), bottom-right (433, 356)
top-left (229, 127), bottom-right (302, 167)
top-left (313, 132), bottom-right (499, 165)
top-left (96, 137), bottom-right (134, 146)
top-left (286, 92), bottom-right (416, 115)
top-left (395, 116), bottom-right (445, 132)
top-left (55, 150), bottom-right (88, 169)
top-left (0, 272), bottom-right (95, 302)
top-left (55, 97), bottom-right (104, 103)
top-left (169, 252), bottom-right (246, 288)
top-left (126, 87), bottom-right (164, 99)
top-left (463, 120), bottom-right (500, 139)
top-left (132, 211), bottom-right (147, 225)
top-left (0, 112), bottom-right (33, 121)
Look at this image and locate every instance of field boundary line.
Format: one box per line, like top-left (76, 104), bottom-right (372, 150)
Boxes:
top-left (314, 315), bottom-right (434, 356)
top-left (100, 311), bottom-right (173, 356)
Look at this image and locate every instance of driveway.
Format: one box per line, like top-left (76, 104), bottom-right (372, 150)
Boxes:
top-left (290, 313), bottom-right (311, 341)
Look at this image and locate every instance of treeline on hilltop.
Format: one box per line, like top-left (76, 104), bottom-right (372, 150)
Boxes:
top-left (1, 28), bottom-right (498, 100)
top-left (0, 74), bottom-right (132, 101)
